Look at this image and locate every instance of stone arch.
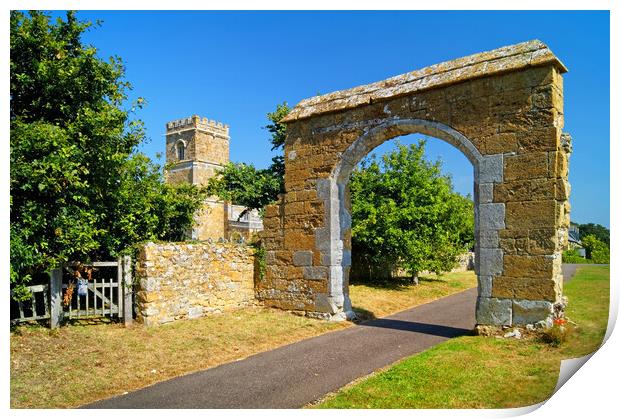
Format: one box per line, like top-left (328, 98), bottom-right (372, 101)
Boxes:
top-left (258, 40), bottom-right (570, 326)
top-left (324, 119), bottom-right (496, 320)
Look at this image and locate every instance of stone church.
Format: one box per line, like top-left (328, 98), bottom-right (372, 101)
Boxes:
top-left (164, 115), bottom-right (263, 240)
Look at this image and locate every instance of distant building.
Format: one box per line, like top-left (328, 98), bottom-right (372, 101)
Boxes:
top-left (164, 115), bottom-right (263, 241)
top-left (568, 223), bottom-right (586, 257)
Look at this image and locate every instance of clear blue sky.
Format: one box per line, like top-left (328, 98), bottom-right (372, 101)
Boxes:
top-left (62, 10), bottom-right (609, 228)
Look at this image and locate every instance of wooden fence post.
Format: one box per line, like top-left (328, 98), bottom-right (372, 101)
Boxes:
top-left (122, 255), bottom-right (133, 326)
top-left (49, 268), bottom-right (63, 329)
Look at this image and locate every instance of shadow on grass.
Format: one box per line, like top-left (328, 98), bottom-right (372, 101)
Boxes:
top-left (350, 275), bottom-right (448, 290)
top-left (11, 316), bottom-right (120, 334)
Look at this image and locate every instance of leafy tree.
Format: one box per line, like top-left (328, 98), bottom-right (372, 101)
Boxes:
top-left (349, 141), bottom-right (474, 283)
top-left (264, 102), bottom-right (289, 187)
top-left (581, 235), bottom-right (610, 264)
top-left (10, 11), bottom-right (205, 299)
top-left (206, 162), bottom-right (282, 217)
top-left (206, 102), bottom-right (289, 213)
top-left (575, 223), bottom-right (609, 246)
top-left (265, 102), bottom-right (290, 151)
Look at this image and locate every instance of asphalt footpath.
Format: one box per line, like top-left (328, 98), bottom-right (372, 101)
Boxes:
top-left (561, 263), bottom-right (580, 283)
top-left (84, 264), bottom-right (582, 409)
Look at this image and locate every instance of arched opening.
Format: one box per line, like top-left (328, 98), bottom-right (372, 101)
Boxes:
top-left (346, 134), bottom-right (475, 302)
top-left (177, 141), bottom-right (185, 160)
top-left (319, 119), bottom-right (502, 321)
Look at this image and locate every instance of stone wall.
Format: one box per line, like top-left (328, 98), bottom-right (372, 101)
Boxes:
top-left (135, 242), bottom-right (256, 326)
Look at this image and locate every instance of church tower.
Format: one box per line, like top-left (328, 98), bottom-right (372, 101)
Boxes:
top-left (165, 115), bottom-right (229, 240)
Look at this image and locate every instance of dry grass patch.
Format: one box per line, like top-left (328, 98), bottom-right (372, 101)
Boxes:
top-left (10, 307), bottom-right (346, 408)
top-left (11, 270), bottom-right (477, 408)
top-left (349, 271), bottom-right (477, 319)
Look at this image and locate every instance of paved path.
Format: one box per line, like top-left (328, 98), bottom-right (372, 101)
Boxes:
top-left (85, 288), bottom-right (477, 409)
top-left (85, 265), bottom-right (582, 409)
top-left (562, 264), bottom-right (580, 283)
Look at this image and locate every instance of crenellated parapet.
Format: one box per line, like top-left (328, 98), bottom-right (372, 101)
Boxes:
top-left (166, 115), bottom-right (229, 137)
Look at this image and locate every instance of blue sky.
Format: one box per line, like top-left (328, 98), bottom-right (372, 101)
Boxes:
top-left (63, 10), bottom-right (609, 227)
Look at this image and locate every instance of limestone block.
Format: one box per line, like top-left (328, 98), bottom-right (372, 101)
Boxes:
top-left (303, 266), bottom-right (328, 280)
top-left (342, 250), bottom-right (352, 267)
top-left (478, 203), bottom-right (505, 230)
top-left (492, 276), bottom-right (558, 302)
top-left (479, 230), bottom-right (499, 248)
top-left (503, 255), bottom-right (554, 279)
top-left (314, 293), bottom-right (340, 314)
top-left (478, 248), bottom-right (503, 276)
top-left (478, 183), bottom-right (494, 204)
top-left (504, 152), bottom-right (549, 181)
top-left (478, 154), bottom-right (503, 183)
top-left (476, 297), bottom-right (512, 326)
top-left (478, 276), bottom-right (493, 297)
top-left (188, 306), bottom-right (204, 319)
top-left (293, 250), bottom-right (313, 266)
top-left (314, 228), bottom-right (331, 251)
top-left (512, 299), bottom-right (553, 325)
top-left (505, 200), bottom-right (556, 230)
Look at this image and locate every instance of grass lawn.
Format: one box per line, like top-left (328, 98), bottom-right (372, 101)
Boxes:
top-left (314, 265), bottom-right (610, 409)
top-left (350, 271), bottom-right (477, 319)
top-left (10, 270), bottom-right (476, 408)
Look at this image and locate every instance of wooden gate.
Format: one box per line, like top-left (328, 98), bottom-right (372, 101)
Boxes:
top-left (10, 256), bottom-right (133, 328)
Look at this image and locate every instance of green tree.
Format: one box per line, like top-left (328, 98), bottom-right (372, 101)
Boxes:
top-left (576, 223), bottom-right (609, 246)
top-left (206, 102), bottom-right (289, 213)
top-left (349, 141), bottom-right (474, 283)
top-left (581, 235), bottom-right (610, 264)
top-left (10, 11), bottom-right (205, 299)
top-left (265, 102), bottom-right (290, 151)
top-left (206, 162), bottom-right (282, 217)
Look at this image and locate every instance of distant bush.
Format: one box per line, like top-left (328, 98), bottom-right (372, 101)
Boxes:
top-left (582, 235), bottom-right (610, 264)
top-left (591, 245), bottom-right (610, 264)
top-left (562, 249), bottom-right (589, 264)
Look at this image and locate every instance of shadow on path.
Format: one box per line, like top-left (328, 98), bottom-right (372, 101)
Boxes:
top-left (359, 318), bottom-right (471, 338)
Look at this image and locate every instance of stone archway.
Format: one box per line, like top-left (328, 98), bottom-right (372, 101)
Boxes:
top-left (258, 40), bottom-right (570, 326)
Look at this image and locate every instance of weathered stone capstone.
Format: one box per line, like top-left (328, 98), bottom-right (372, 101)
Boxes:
top-left (258, 39), bottom-right (570, 327)
top-left (135, 242), bottom-right (256, 326)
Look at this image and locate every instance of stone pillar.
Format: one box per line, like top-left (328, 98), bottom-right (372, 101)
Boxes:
top-left (486, 67), bottom-right (566, 326)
